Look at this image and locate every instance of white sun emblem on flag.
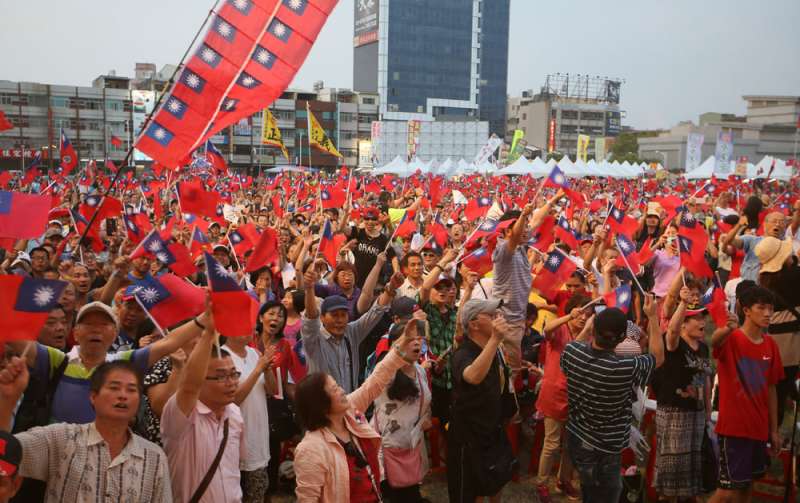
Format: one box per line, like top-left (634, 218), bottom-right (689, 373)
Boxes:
top-left (185, 73), bottom-right (201, 88)
top-left (201, 47), bottom-right (216, 62)
top-left (233, 0), bottom-right (249, 10)
top-left (288, 0), bottom-right (303, 9)
top-left (241, 76), bottom-right (255, 87)
top-left (153, 128), bottom-right (166, 140)
top-left (256, 49), bottom-right (272, 65)
top-left (147, 239), bottom-right (162, 253)
top-left (224, 100), bottom-right (236, 110)
top-left (547, 256), bottom-right (560, 268)
top-left (126, 220), bottom-right (136, 231)
top-left (215, 263), bottom-right (234, 279)
top-left (553, 174), bottom-right (565, 185)
top-left (33, 286), bottom-right (55, 307)
top-left (619, 239), bottom-right (630, 252)
top-left (618, 291), bottom-right (629, 303)
top-left (155, 252), bottom-right (170, 263)
top-left (139, 287), bottom-right (160, 304)
top-left (272, 22), bottom-right (287, 37)
top-left (168, 100), bottom-right (182, 113)
top-left (217, 20), bottom-right (233, 37)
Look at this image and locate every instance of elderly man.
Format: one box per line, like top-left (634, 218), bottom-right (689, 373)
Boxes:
top-left (0, 358), bottom-right (172, 502)
top-left (721, 211), bottom-right (789, 281)
top-left (447, 299), bottom-right (516, 503)
top-left (301, 266), bottom-right (402, 393)
top-left (14, 301), bottom-right (208, 425)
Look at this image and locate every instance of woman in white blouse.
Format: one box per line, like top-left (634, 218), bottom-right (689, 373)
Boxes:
top-left (371, 322), bottom-right (432, 503)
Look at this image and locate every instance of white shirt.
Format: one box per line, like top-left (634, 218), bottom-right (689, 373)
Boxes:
top-left (397, 277), bottom-right (422, 300)
top-left (224, 345), bottom-right (270, 471)
top-left (787, 226), bottom-right (800, 253)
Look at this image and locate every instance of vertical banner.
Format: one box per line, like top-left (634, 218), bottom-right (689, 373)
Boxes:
top-left (685, 132), bottom-right (704, 172)
top-left (576, 134), bottom-right (590, 162)
top-left (131, 90), bottom-right (155, 162)
top-left (548, 119), bottom-right (556, 153)
top-left (406, 120), bottom-right (421, 160)
top-left (261, 109), bottom-right (289, 160)
top-left (595, 137), bottom-right (607, 161)
top-left (474, 135), bottom-right (504, 166)
top-left (507, 129), bottom-right (526, 164)
top-left (714, 130), bottom-right (734, 175)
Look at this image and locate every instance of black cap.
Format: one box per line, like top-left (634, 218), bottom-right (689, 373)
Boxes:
top-left (391, 296), bottom-right (417, 319)
top-left (594, 307), bottom-right (628, 349)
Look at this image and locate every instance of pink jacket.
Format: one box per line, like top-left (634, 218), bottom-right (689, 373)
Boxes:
top-left (294, 348), bottom-right (407, 502)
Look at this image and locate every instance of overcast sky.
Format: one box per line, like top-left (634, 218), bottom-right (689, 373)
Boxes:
top-left (2, 0), bottom-right (798, 130)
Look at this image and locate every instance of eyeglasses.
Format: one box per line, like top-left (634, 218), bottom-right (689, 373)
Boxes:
top-left (205, 371), bottom-right (241, 382)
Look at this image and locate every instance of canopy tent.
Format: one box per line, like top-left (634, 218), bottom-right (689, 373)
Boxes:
top-left (265, 165), bottom-right (319, 173)
top-left (372, 156), bottom-right (411, 176)
top-left (752, 156), bottom-right (793, 181)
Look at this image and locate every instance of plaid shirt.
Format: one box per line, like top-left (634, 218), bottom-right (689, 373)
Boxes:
top-left (421, 299), bottom-right (457, 390)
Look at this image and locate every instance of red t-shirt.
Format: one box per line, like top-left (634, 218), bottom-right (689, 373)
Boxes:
top-left (536, 324), bottom-right (573, 421)
top-left (713, 329), bottom-right (784, 441)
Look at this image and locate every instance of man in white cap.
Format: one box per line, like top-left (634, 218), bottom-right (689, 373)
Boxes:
top-left (12, 301), bottom-right (209, 425)
top-left (447, 298), bottom-right (515, 503)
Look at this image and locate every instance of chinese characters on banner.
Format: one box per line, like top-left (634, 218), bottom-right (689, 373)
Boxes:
top-left (406, 120), bottom-right (421, 160)
top-left (685, 132), bottom-right (704, 172)
top-left (576, 134), bottom-right (590, 162)
top-left (548, 119), bottom-right (556, 153)
top-left (260, 109), bottom-right (289, 160)
top-left (714, 130), bottom-right (734, 175)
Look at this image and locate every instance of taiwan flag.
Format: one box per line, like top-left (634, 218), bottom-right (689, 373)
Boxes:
top-left (132, 273), bottom-right (206, 332)
top-left (205, 140), bottom-right (228, 175)
top-left (177, 180), bottom-right (221, 218)
top-left (678, 234), bottom-right (713, 278)
top-left (320, 186), bottom-right (346, 210)
top-left (245, 227), bottom-right (279, 273)
top-left (318, 219), bottom-right (345, 267)
top-left (465, 195), bottom-right (492, 221)
top-left (123, 212), bottom-right (152, 244)
top-left (614, 233), bottom-right (641, 274)
top-left (532, 251), bottom-right (577, 299)
top-left (702, 279), bottom-right (729, 327)
top-left (204, 252), bottom-right (258, 337)
top-left (555, 216), bottom-right (579, 250)
top-left (607, 205), bottom-right (638, 237)
top-left (80, 195), bottom-right (124, 223)
top-left (428, 215), bottom-right (449, 248)
top-left (189, 225), bottom-right (211, 258)
top-left (0, 191), bottom-right (51, 239)
top-left (59, 130), bottom-right (78, 175)
top-left (530, 215), bottom-right (556, 252)
top-left (393, 210), bottom-right (417, 239)
top-left (0, 276), bottom-right (67, 341)
top-left (603, 284), bottom-right (632, 314)
top-left (462, 247), bottom-right (493, 277)
top-left (131, 230), bottom-right (197, 277)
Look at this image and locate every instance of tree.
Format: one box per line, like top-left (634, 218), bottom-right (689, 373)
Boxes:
top-left (610, 132), bottom-right (639, 162)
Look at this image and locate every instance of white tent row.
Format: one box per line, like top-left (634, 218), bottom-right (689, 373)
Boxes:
top-left (372, 155), bottom-right (663, 179)
top-left (683, 155), bottom-right (794, 181)
top-left (493, 156), bottom-right (657, 179)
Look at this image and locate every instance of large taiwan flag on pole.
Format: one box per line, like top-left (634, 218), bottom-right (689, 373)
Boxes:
top-left (135, 0), bottom-right (340, 168)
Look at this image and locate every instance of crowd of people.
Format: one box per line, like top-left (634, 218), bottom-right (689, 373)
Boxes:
top-left (0, 165), bottom-right (798, 503)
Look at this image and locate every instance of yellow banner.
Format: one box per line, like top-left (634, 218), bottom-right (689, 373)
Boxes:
top-left (261, 108), bottom-right (289, 160)
top-left (595, 137), bottom-right (606, 161)
top-left (307, 106), bottom-right (343, 158)
top-left (576, 134), bottom-right (590, 162)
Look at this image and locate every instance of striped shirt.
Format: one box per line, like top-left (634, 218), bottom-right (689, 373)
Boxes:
top-left (16, 422), bottom-right (171, 503)
top-left (492, 239), bottom-right (531, 322)
top-left (560, 341), bottom-right (655, 454)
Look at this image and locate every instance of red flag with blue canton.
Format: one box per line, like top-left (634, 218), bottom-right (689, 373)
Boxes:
top-left (131, 274), bottom-right (206, 332)
top-left (70, 209), bottom-right (104, 252)
top-left (532, 251), bottom-right (577, 300)
top-left (603, 284), bottom-right (632, 314)
top-left (555, 216), bottom-right (579, 251)
top-left (394, 210), bottom-right (417, 239)
top-left (177, 180), bottom-right (221, 218)
top-left (0, 191), bottom-right (51, 239)
top-left (677, 233), bottom-right (712, 278)
top-left (204, 251), bottom-right (258, 337)
top-left (702, 278), bottom-right (728, 327)
top-left (317, 219), bottom-right (341, 267)
top-left (320, 186), bottom-right (346, 209)
top-left (123, 212), bottom-right (152, 244)
top-left (205, 140), bottom-right (229, 175)
top-left (135, 0), bottom-right (340, 167)
top-left (465, 195), bottom-right (492, 221)
top-left (614, 233), bottom-right (641, 274)
top-left (59, 130), bottom-right (78, 175)
top-left (228, 223), bottom-right (258, 258)
top-left (428, 215), bottom-right (449, 248)
top-left (80, 195), bottom-right (123, 223)
top-left (530, 215), bottom-right (556, 252)
top-left (462, 247), bottom-right (493, 277)
top-left (245, 227), bottom-right (280, 273)
top-left (607, 205), bottom-right (638, 237)
top-left (0, 276), bottom-right (67, 341)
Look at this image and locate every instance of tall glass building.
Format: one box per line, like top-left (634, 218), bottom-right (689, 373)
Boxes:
top-left (354, 0), bottom-right (510, 137)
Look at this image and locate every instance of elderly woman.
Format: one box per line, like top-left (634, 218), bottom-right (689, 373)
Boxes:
top-left (293, 320), bottom-right (422, 503)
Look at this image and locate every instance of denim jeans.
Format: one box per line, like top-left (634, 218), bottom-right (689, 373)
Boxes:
top-left (566, 432), bottom-right (623, 503)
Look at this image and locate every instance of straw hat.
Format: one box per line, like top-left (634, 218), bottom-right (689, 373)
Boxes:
top-left (754, 237), bottom-right (794, 274)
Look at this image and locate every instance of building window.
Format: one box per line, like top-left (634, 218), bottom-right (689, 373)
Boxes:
top-left (562, 110), bottom-right (578, 120)
top-left (322, 111), bottom-right (334, 120)
top-left (362, 97), bottom-right (375, 105)
top-left (522, 113), bottom-right (526, 120)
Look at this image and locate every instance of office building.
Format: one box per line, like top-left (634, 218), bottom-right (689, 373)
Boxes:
top-left (638, 95), bottom-right (800, 171)
top-left (353, 0), bottom-right (510, 137)
top-left (506, 74), bottom-right (625, 159)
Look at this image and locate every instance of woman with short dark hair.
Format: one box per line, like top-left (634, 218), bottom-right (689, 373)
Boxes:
top-left (293, 321), bottom-right (422, 502)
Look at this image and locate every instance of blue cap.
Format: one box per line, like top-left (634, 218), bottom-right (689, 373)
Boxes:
top-left (320, 295), bottom-right (349, 314)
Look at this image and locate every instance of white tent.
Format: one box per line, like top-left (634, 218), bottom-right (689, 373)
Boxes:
top-left (436, 158), bottom-right (455, 177)
top-left (457, 158), bottom-right (473, 175)
top-left (752, 156), bottom-right (793, 181)
top-left (493, 157), bottom-right (533, 176)
top-left (372, 155), bottom-right (409, 176)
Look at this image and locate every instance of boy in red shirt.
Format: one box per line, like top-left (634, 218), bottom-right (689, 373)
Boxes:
top-left (710, 286), bottom-right (783, 502)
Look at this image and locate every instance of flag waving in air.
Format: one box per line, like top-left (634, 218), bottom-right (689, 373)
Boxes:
top-left (0, 191), bottom-right (51, 239)
top-left (135, 0), bottom-right (340, 167)
top-left (532, 251), bottom-right (577, 300)
top-left (205, 252), bottom-right (258, 337)
top-left (131, 274), bottom-right (206, 334)
top-left (59, 129), bottom-right (78, 175)
top-left (307, 104), bottom-right (342, 157)
top-left (262, 108), bottom-right (290, 160)
top-left (0, 276), bottom-right (67, 341)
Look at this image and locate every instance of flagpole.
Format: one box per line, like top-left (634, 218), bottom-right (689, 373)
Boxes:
top-left (306, 102), bottom-right (312, 170)
top-left (74, 1), bottom-right (220, 252)
top-left (614, 240), bottom-right (647, 296)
